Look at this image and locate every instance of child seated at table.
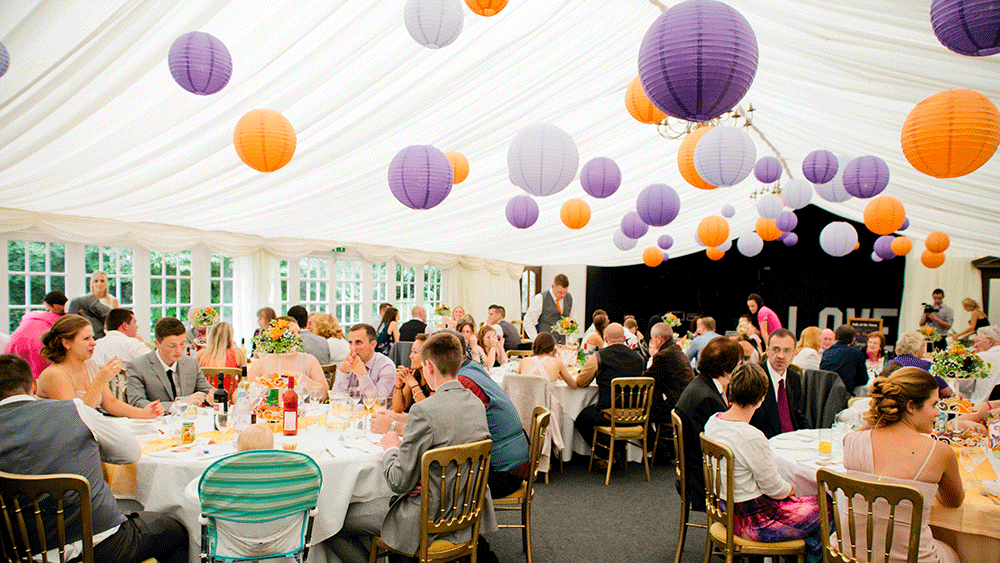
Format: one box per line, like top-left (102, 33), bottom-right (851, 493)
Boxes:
top-left (237, 424), bottom-right (274, 451)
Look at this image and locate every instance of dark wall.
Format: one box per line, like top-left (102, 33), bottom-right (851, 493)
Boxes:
top-left (586, 204), bottom-right (907, 342)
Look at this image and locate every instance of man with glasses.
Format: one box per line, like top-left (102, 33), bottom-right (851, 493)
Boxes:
top-left (127, 317), bottom-right (213, 411)
top-left (820, 324), bottom-right (869, 396)
top-left (749, 328), bottom-right (807, 438)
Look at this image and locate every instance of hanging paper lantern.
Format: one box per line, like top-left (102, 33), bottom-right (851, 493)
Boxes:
top-left (922, 250), bottom-right (947, 268)
top-left (780, 179), bottom-right (812, 210)
top-left (900, 217), bottom-right (910, 231)
top-left (560, 199), bottom-right (591, 229)
top-left (694, 235), bottom-right (706, 247)
top-left (931, 0), bottom-right (1000, 56)
top-left (842, 156), bottom-right (890, 199)
top-left (718, 239), bottom-right (733, 252)
top-left (721, 203), bottom-right (736, 218)
top-left (643, 247), bottom-right (664, 267)
top-left (233, 109), bottom-right (297, 172)
top-left (901, 89), bottom-right (1000, 178)
top-left (614, 230), bottom-right (638, 251)
top-left (756, 194), bottom-right (783, 219)
top-left (387, 145), bottom-right (454, 209)
top-left (737, 232), bottom-right (764, 257)
top-left (508, 123), bottom-right (579, 196)
top-left (755, 217), bottom-right (782, 242)
top-left (694, 127), bottom-right (757, 187)
top-left (168, 32), bottom-right (233, 95)
top-left (465, 0), bottom-right (508, 16)
top-left (625, 76), bottom-right (668, 125)
top-left (662, 252), bottom-right (671, 262)
top-left (874, 236), bottom-right (897, 260)
top-left (580, 157), bottom-right (622, 199)
top-left (782, 233), bottom-right (798, 247)
top-left (775, 210), bottom-right (798, 232)
top-left (802, 150), bottom-right (838, 184)
top-left (813, 162), bottom-right (853, 203)
top-left (637, 0), bottom-right (758, 122)
top-left (754, 156), bottom-right (782, 183)
top-left (872, 252), bottom-right (883, 263)
top-left (658, 234), bottom-right (674, 250)
top-left (0, 42), bottom-right (9, 78)
top-left (925, 231), bottom-right (951, 253)
top-left (819, 222), bottom-right (859, 257)
top-left (863, 196), bottom-right (906, 235)
top-left (621, 211), bottom-right (649, 239)
top-left (697, 216), bottom-right (730, 247)
top-left (677, 126), bottom-right (717, 190)
top-left (505, 195), bottom-right (539, 229)
top-left (443, 152), bottom-right (469, 184)
top-left (404, 0), bottom-right (464, 48)
top-left (706, 247), bottom-right (725, 261)
top-left (891, 236), bottom-right (913, 256)
top-left (636, 184), bottom-right (681, 227)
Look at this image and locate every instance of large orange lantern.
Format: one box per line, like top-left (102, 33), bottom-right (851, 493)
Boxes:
top-left (705, 247), bottom-right (724, 261)
top-left (863, 196), bottom-right (906, 235)
top-left (233, 109), bottom-right (296, 172)
top-left (925, 231), bottom-right (950, 253)
top-left (697, 216), bottom-right (730, 247)
top-left (625, 76), bottom-right (667, 125)
top-left (921, 250), bottom-right (946, 269)
top-left (755, 217), bottom-right (782, 241)
top-left (901, 89), bottom-right (1000, 178)
top-left (677, 126), bottom-right (717, 190)
top-left (643, 246), bottom-right (663, 267)
top-left (560, 198), bottom-right (591, 229)
top-left (444, 152), bottom-right (469, 184)
top-left (890, 236), bottom-right (913, 256)
top-left (465, 0), bottom-right (508, 16)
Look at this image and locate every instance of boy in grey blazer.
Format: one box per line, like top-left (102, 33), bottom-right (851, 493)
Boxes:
top-left (126, 317), bottom-right (213, 411)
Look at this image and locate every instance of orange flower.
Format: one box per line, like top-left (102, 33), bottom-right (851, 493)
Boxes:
top-left (205, 307), bottom-right (213, 313)
top-left (275, 319), bottom-right (289, 329)
top-left (268, 328), bottom-right (283, 340)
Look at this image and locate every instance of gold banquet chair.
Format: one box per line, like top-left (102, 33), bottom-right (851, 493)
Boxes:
top-left (817, 468), bottom-right (924, 563)
top-left (588, 376), bottom-right (655, 485)
top-left (671, 410), bottom-right (707, 563)
top-left (699, 436), bottom-right (806, 563)
top-left (369, 439), bottom-right (493, 563)
top-left (321, 364), bottom-right (337, 389)
top-left (494, 407), bottom-right (550, 563)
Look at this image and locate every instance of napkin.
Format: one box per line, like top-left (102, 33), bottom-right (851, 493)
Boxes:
top-left (145, 437), bottom-right (212, 458)
top-left (981, 479), bottom-right (1000, 497)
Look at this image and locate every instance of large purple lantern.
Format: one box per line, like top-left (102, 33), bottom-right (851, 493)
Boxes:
top-left (614, 229), bottom-right (638, 251)
top-left (387, 145), bottom-right (454, 210)
top-left (168, 32), bottom-right (233, 95)
top-left (580, 157), bottom-right (622, 199)
top-left (931, 0), bottom-right (1000, 57)
top-left (637, 0), bottom-right (759, 122)
top-left (754, 156), bottom-right (782, 183)
top-left (505, 195), bottom-right (539, 229)
top-left (636, 184), bottom-right (681, 227)
top-left (621, 211), bottom-right (650, 239)
top-left (802, 150), bottom-right (838, 184)
top-left (842, 156), bottom-right (890, 199)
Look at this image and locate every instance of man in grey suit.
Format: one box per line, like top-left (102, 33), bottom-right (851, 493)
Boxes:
top-left (523, 273), bottom-right (573, 344)
top-left (286, 305), bottom-right (331, 364)
top-left (327, 331), bottom-right (491, 563)
top-left (127, 317), bottom-right (213, 411)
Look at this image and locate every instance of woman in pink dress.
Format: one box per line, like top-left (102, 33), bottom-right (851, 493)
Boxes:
top-left (747, 293), bottom-right (782, 346)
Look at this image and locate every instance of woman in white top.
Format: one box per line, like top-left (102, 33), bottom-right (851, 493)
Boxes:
top-left (791, 326), bottom-right (821, 372)
top-left (583, 314), bottom-right (608, 351)
top-left (309, 312), bottom-right (350, 364)
top-left (704, 362), bottom-right (826, 559)
top-left (89, 271), bottom-right (119, 309)
top-left (517, 332), bottom-right (577, 387)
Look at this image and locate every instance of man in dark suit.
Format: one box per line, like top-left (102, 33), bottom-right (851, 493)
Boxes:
top-left (644, 322), bottom-right (694, 429)
top-left (126, 317), bottom-right (213, 411)
top-left (487, 304), bottom-right (521, 351)
top-left (820, 324), bottom-right (868, 394)
top-left (750, 328), bottom-right (808, 439)
top-left (398, 306), bottom-right (428, 341)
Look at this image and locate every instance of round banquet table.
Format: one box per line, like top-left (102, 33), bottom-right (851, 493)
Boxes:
top-left (770, 427), bottom-right (1000, 563)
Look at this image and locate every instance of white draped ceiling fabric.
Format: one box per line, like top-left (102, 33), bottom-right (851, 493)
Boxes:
top-left (1, 0), bottom-right (998, 269)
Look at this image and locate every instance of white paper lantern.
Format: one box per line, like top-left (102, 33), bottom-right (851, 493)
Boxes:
top-left (871, 251), bottom-right (883, 262)
top-left (819, 222), bottom-right (858, 257)
top-left (613, 230), bottom-right (637, 251)
top-left (813, 159), bottom-right (853, 203)
top-left (781, 179), bottom-right (812, 209)
top-left (737, 232), bottom-right (764, 257)
top-left (721, 203), bottom-right (736, 218)
top-left (718, 239), bottom-right (733, 252)
top-left (693, 127), bottom-right (756, 187)
top-left (508, 123), bottom-right (579, 197)
top-left (404, 0), bottom-right (464, 49)
top-left (756, 193), bottom-right (783, 219)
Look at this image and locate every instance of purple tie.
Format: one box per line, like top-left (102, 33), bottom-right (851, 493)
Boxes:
top-left (777, 379), bottom-right (794, 434)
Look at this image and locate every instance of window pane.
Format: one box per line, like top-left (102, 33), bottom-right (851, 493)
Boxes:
top-left (223, 258), bottom-right (233, 278)
top-left (49, 244), bottom-right (65, 272)
top-left (223, 280), bottom-right (233, 303)
top-left (165, 279), bottom-right (177, 304)
top-left (178, 252), bottom-right (191, 276)
top-left (101, 247), bottom-right (114, 273)
top-left (8, 241), bottom-right (25, 271)
top-left (85, 246), bottom-right (99, 273)
top-left (30, 276), bottom-right (46, 305)
top-left (120, 279), bottom-right (133, 304)
top-left (211, 280), bottom-right (221, 302)
top-left (211, 256), bottom-right (221, 278)
top-left (300, 284), bottom-right (307, 302)
top-left (165, 253), bottom-right (177, 276)
top-left (150, 252), bottom-right (163, 276)
top-left (280, 260), bottom-right (289, 277)
top-left (51, 275), bottom-right (65, 293)
top-left (150, 279), bottom-right (162, 304)
top-left (180, 279), bottom-right (191, 304)
top-left (10, 311), bottom-right (24, 333)
top-left (9, 275), bottom-right (25, 306)
top-left (281, 280), bottom-right (288, 302)
top-left (28, 242), bottom-right (46, 272)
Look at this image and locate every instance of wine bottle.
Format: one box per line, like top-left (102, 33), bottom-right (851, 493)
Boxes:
top-left (213, 375), bottom-right (229, 414)
top-left (283, 376), bottom-right (298, 436)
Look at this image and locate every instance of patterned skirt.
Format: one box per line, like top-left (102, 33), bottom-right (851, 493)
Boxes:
top-left (732, 494), bottom-right (828, 556)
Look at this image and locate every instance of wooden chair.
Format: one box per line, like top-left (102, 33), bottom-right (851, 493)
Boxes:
top-left (588, 376), bottom-right (655, 485)
top-left (817, 468), bottom-right (924, 563)
top-left (321, 364), bottom-right (337, 389)
top-left (506, 349), bottom-right (533, 359)
top-left (651, 420), bottom-right (673, 463)
top-left (494, 407), bottom-right (550, 563)
top-left (511, 320), bottom-right (526, 339)
top-left (201, 367), bottom-right (241, 404)
top-left (109, 367), bottom-right (128, 402)
top-left (670, 410), bottom-right (706, 563)
top-left (699, 435), bottom-right (806, 563)
top-left (369, 439), bottom-right (493, 563)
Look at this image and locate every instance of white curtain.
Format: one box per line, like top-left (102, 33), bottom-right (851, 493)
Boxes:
top-left (899, 249), bottom-right (984, 341)
top-left (444, 264), bottom-right (522, 329)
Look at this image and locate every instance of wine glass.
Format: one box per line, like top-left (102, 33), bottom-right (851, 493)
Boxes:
top-left (214, 410), bottom-right (232, 436)
top-left (960, 444), bottom-right (986, 481)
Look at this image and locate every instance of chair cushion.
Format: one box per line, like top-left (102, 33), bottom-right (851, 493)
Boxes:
top-left (594, 425), bottom-right (645, 438)
top-left (494, 482), bottom-right (528, 504)
top-left (710, 522), bottom-right (806, 550)
top-left (428, 539), bottom-right (459, 552)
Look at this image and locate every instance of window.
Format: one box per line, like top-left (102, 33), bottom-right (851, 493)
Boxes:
top-left (371, 262), bottom-right (388, 321)
top-left (395, 265), bottom-right (417, 322)
top-left (299, 257), bottom-right (329, 312)
top-left (210, 254), bottom-right (234, 324)
top-left (336, 259), bottom-right (362, 326)
top-left (520, 267), bottom-right (540, 317)
top-left (424, 265), bottom-right (443, 323)
top-left (278, 260), bottom-right (289, 315)
top-left (84, 246), bottom-right (134, 307)
top-left (149, 250), bottom-right (192, 334)
top-left (7, 241), bottom-right (65, 332)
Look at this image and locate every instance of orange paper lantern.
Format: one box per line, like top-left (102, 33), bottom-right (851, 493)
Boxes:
top-left (625, 76), bottom-right (667, 125)
top-left (643, 246), bottom-right (663, 267)
top-left (697, 216), bottom-right (730, 247)
top-left (465, 0), bottom-right (508, 16)
top-left (901, 89), bottom-right (1000, 178)
top-left (890, 236), bottom-right (913, 256)
top-left (921, 250), bottom-right (946, 269)
top-left (233, 109), bottom-right (296, 172)
top-left (560, 198), bottom-right (591, 229)
top-left (863, 196), bottom-right (906, 235)
top-left (706, 247), bottom-right (724, 261)
top-left (444, 152), bottom-right (469, 184)
top-left (925, 231), bottom-right (950, 253)
top-left (677, 126), bottom-right (717, 190)
top-left (755, 217), bottom-right (782, 241)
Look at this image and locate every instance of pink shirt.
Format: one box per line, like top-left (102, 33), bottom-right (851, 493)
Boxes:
top-left (757, 306), bottom-right (782, 338)
top-left (4, 311), bottom-right (62, 379)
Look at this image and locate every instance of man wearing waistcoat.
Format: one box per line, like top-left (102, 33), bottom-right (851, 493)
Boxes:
top-left (0, 354), bottom-right (187, 563)
top-left (523, 274), bottom-right (573, 344)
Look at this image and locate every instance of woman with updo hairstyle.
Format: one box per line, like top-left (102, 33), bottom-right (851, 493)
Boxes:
top-left (843, 367), bottom-right (963, 563)
top-left (517, 332), bottom-right (577, 387)
top-left (704, 363), bottom-right (827, 558)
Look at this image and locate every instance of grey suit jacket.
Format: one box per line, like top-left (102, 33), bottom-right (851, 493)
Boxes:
top-left (126, 350), bottom-right (212, 410)
top-left (380, 379), bottom-right (491, 554)
top-left (300, 330), bottom-right (331, 364)
top-left (68, 294), bottom-right (111, 339)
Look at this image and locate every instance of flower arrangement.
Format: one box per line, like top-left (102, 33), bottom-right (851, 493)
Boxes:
top-left (931, 343), bottom-right (992, 379)
top-left (188, 306), bottom-right (220, 327)
top-left (252, 319), bottom-right (303, 355)
top-left (918, 324), bottom-right (942, 342)
top-left (551, 316), bottom-right (579, 336)
top-left (434, 304), bottom-right (451, 317)
top-left (661, 312), bottom-right (681, 328)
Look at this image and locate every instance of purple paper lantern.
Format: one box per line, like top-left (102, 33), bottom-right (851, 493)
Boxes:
top-left (0, 42), bottom-right (8, 79)
top-left (777, 231), bottom-right (789, 241)
top-left (580, 157), bottom-right (622, 199)
top-left (900, 217), bottom-right (910, 231)
top-left (614, 229), bottom-right (638, 251)
top-left (737, 232), bottom-right (764, 257)
top-left (782, 233), bottom-right (799, 247)
top-left (754, 156), bottom-right (782, 183)
top-left (168, 32), bottom-right (232, 95)
top-left (721, 203), bottom-right (736, 218)
top-left (775, 210), bottom-right (798, 232)
top-left (621, 211), bottom-right (649, 239)
top-left (802, 150), bottom-right (839, 184)
top-left (780, 179), bottom-right (812, 210)
top-left (694, 127), bottom-right (757, 187)
top-left (637, 0), bottom-right (759, 122)
top-left (842, 156), bottom-right (890, 199)
top-left (658, 234), bottom-right (674, 250)
top-left (813, 160), bottom-right (853, 203)
top-left (662, 252), bottom-right (671, 262)
top-left (874, 235), bottom-right (896, 260)
top-left (505, 195), bottom-right (539, 229)
top-left (931, 0), bottom-right (1000, 57)
top-left (819, 222), bottom-right (858, 257)
top-left (756, 194), bottom-right (783, 219)
top-left (508, 123), bottom-right (579, 197)
top-left (636, 184), bottom-right (681, 227)
top-left (387, 145), bottom-right (454, 210)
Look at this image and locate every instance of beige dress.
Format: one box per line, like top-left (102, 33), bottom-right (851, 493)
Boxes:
top-left (74, 359), bottom-right (103, 409)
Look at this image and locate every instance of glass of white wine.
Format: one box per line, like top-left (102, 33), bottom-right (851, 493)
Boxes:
top-left (960, 443), bottom-right (986, 483)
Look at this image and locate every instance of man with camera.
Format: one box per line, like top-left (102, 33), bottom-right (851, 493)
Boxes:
top-left (920, 288), bottom-right (953, 351)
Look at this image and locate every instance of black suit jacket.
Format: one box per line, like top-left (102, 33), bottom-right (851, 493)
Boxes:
top-left (644, 343), bottom-right (694, 423)
top-left (820, 342), bottom-right (868, 391)
top-left (750, 363), bottom-right (808, 439)
top-left (674, 373), bottom-right (728, 511)
top-left (398, 319), bottom-right (426, 342)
